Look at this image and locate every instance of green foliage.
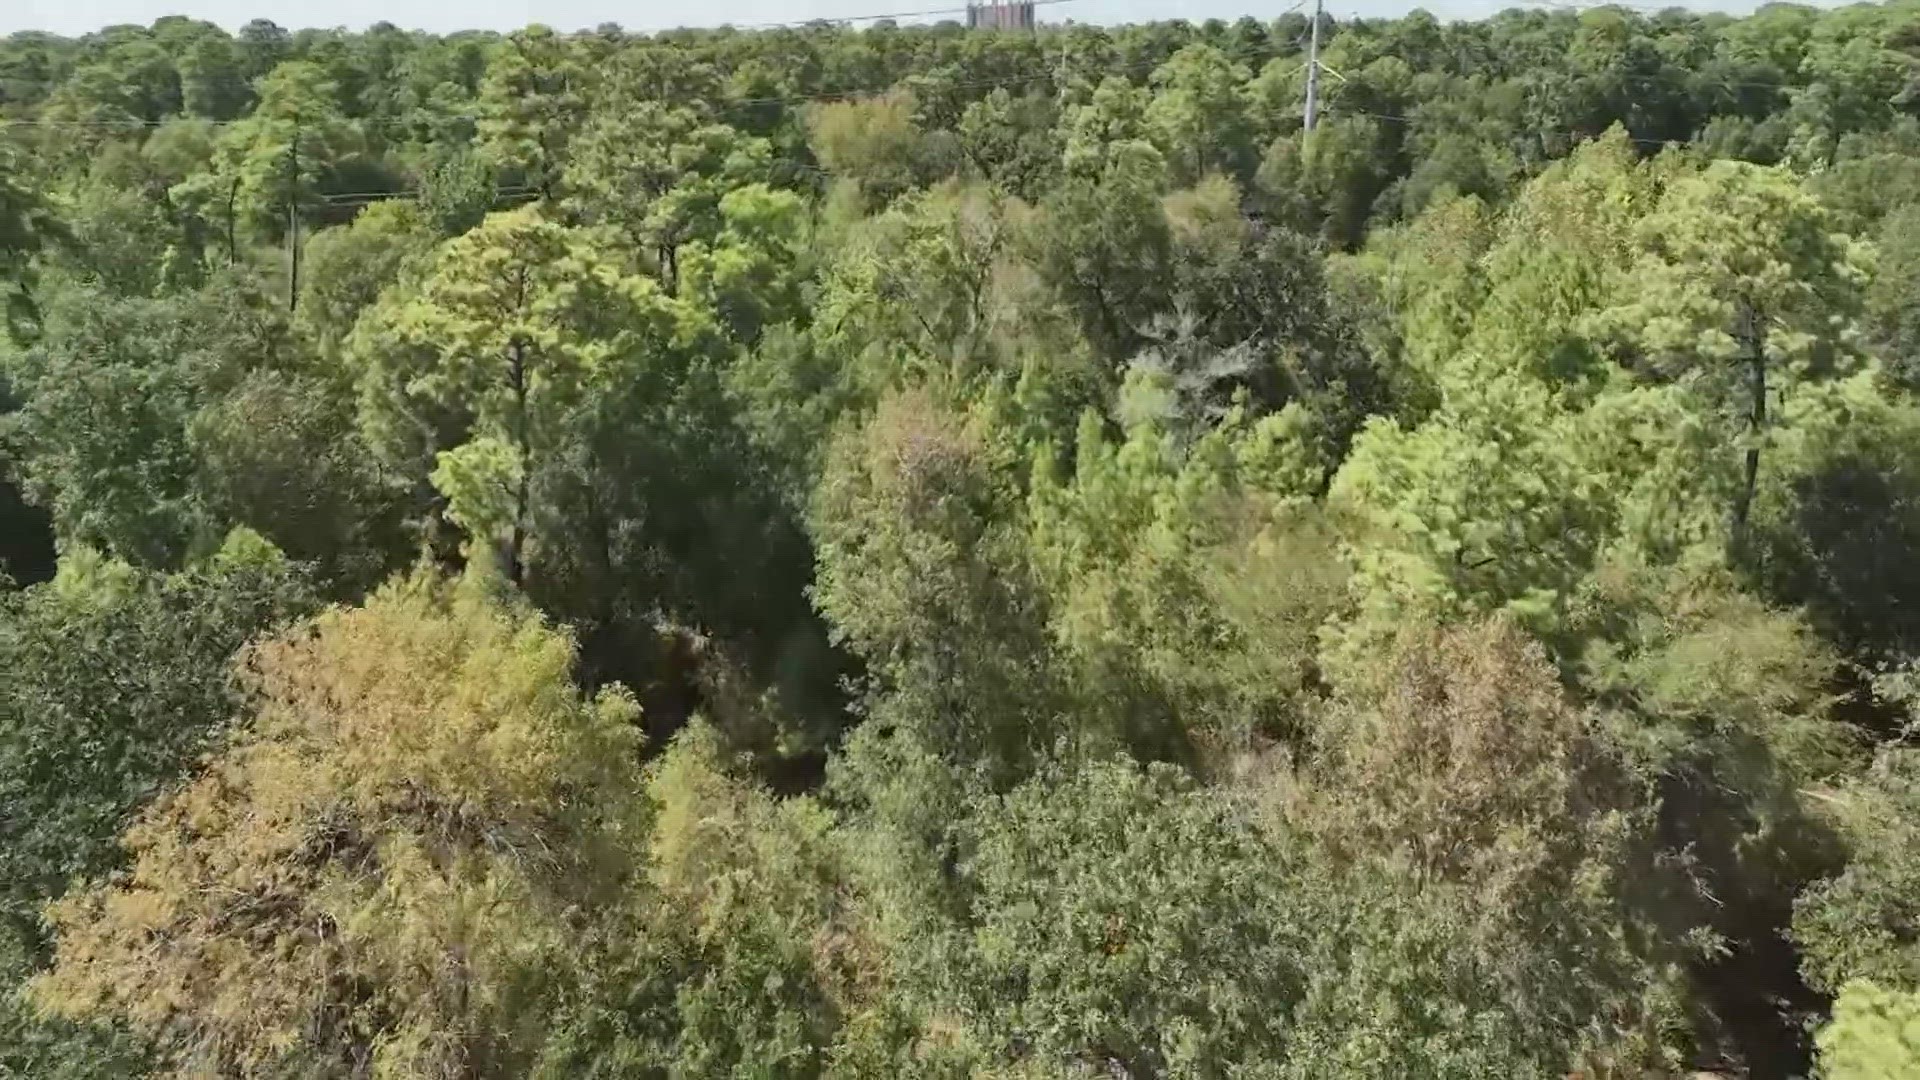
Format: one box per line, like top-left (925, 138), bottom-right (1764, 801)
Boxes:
top-left (1796, 748), bottom-right (1920, 997)
top-left (1029, 141), bottom-right (1171, 361)
top-left (949, 758), bottom-right (1299, 1076)
top-left (955, 88), bottom-right (1059, 200)
top-left (812, 387), bottom-right (1058, 784)
top-left (564, 81), bottom-right (771, 285)
top-left (293, 198), bottom-right (436, 361)
top-left (350, 205), bottom-right (707, 576)
top-left (11, 7), bottom-right (1920, 1075)
top-left (815, 180), bottom-right (1024, 391)
top-left (0, 540), bottom-right (316, 960)
top-left (678, 183), bottom-right (810, 345)
top-left (476, 27), bottom-right (588, 199)
top-left (1329, 368), bottom-right (1605, 656)
top-left (1028, 389), bottom-right (1343, 752)
top-left (2, 274), bottom-right (287, 566)
top-left (0, 144), bottom-right (65, 340)
top-left (1592, 160), bottom-right (1870, 550)
top-left (352, 203), bottom-right (834, 758)
top-left (806, 91), bottom-right (929, 210)
top-left (3, 286), bottom-right (204, 565)
top-left (534, 721), bottom-right (862, 1078)
top-left (1, 269), bottom-right (396, 580)
top-left (1289, 618), bottom-right (1688, 1073)
top-left (1816, 981), bottom-right (1920, 1080)
top-left (47, 169), bottom-right (190, 298)
top-left (174, 60), bottom-right (365, 243)
top-left (1143, 45), bottom-right (1256, 184)
top-left (1255, 117), bottom-right (1395, 250)
top-left (1867, 204), bottom-right (1920, 389)
top-left (1754, 377), bottom-right (1920, 664)
top-left (190, 369), bottom-right (409, 593)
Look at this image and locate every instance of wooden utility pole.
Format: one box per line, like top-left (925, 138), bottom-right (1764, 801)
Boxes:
top-left (1303, 0), bottom-right (1324, 135)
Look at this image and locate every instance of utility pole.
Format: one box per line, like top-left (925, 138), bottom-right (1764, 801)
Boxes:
top-left (1302, 0), bottom-right (1323, 136)
top-left (286, 117), bottom-right (300, 312)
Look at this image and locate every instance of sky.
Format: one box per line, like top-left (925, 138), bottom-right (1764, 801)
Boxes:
top-left (0, 0), bottom-right (1817, 39)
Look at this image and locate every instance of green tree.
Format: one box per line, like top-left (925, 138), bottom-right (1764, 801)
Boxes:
top-left (52, 169), bottom-right (194, 298)
top-left (3, 284), bottom-right (212, 565)
top-left (1796, 748), bottom-right (1920, 997)
top-left (676, 182), bottom-right (811, 346)
top-left (1815, 981), bottom-right (1920, 1080)
top-left (1292, 617), bottom-right (1681, 1072)
top-left (805, 91), bottom-right (926, 210)
top-left (1058, 76), bottom-right (1151, 178)
top-left (2, 272), bottom-right (298, 567)
top-left (0, 536), bottom-right (316, 967)
top-left (811, 181), bottom-right (1018, 391)
top-left (564, 99), bottom-right (770, 288)
top-left (1151, 175), bottom-right (1392, 455)
top-left (174, 26), bottom-right (250, 120)
top-left (293, 198), bottom-right (436, 362)
top-left (955, 88), bottom-right (1059, 200)
top-left (1028, 140), bottom-right (1171, 362)
top-left (1328, 366), bottom-right (1606, 663)
top-left (0, 144), bottom-right (63, 340)
top-left (1027, 385), bottom-right (1344, 754)
top-left (812, 387), bottom-right (1060, 790)
top-left (234, 19), bottom-right (291, 82)
top-left (1753, 377), bottom-right (1920, 665)
top-left (476, 27), bottom-right (588, 200)
top-left (1865, 204), bottom-right (1920, 388)
top-left (1143, 44), bottom-right (1257, 184)
top-left (1253, 117), bottom-right (1395, 251)
top-left (188, 369), bottom-right (409, 594)
top-left (36, 36), bottom-right (178, 130)
top-left (946, 758), bottom-right (1301, 1077)
top-left (177, 60), bottom-right (364, 242)
top-left (534, 721), bottom-right (863, 1077)
top-left (1589, 160), bottom-right (1871, 559)
top-left (351, 207), bottom-right (706, 586)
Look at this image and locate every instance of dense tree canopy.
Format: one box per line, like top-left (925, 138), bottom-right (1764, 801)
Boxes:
top-left (8, 3), bottom-right (1920, 1077)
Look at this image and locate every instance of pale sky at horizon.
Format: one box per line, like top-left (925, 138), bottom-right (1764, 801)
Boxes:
top-left (0, 0), bottom-right (1829, 39)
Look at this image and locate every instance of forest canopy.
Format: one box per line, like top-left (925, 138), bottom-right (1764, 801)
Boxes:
top-left (6, 2), bottom-right (1920, 1076)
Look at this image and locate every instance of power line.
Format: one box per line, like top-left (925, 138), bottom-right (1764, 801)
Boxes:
top-left (317, 186), bottom-right (540, 207)
top-left (1328, 104), bottom-right (1683, 148)
top-left (319, 185), bottom-right (536, 201)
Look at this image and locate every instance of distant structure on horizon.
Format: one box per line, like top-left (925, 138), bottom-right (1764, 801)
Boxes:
top-left (965, 1), bottom-right (1036, 30)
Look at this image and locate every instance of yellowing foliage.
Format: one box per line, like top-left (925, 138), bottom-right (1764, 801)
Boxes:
top-left (30, 573), bottom-right (645, 1078)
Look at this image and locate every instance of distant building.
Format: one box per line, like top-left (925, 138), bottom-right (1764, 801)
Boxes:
top-left (966, 1), bottom-right (1036, 30)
